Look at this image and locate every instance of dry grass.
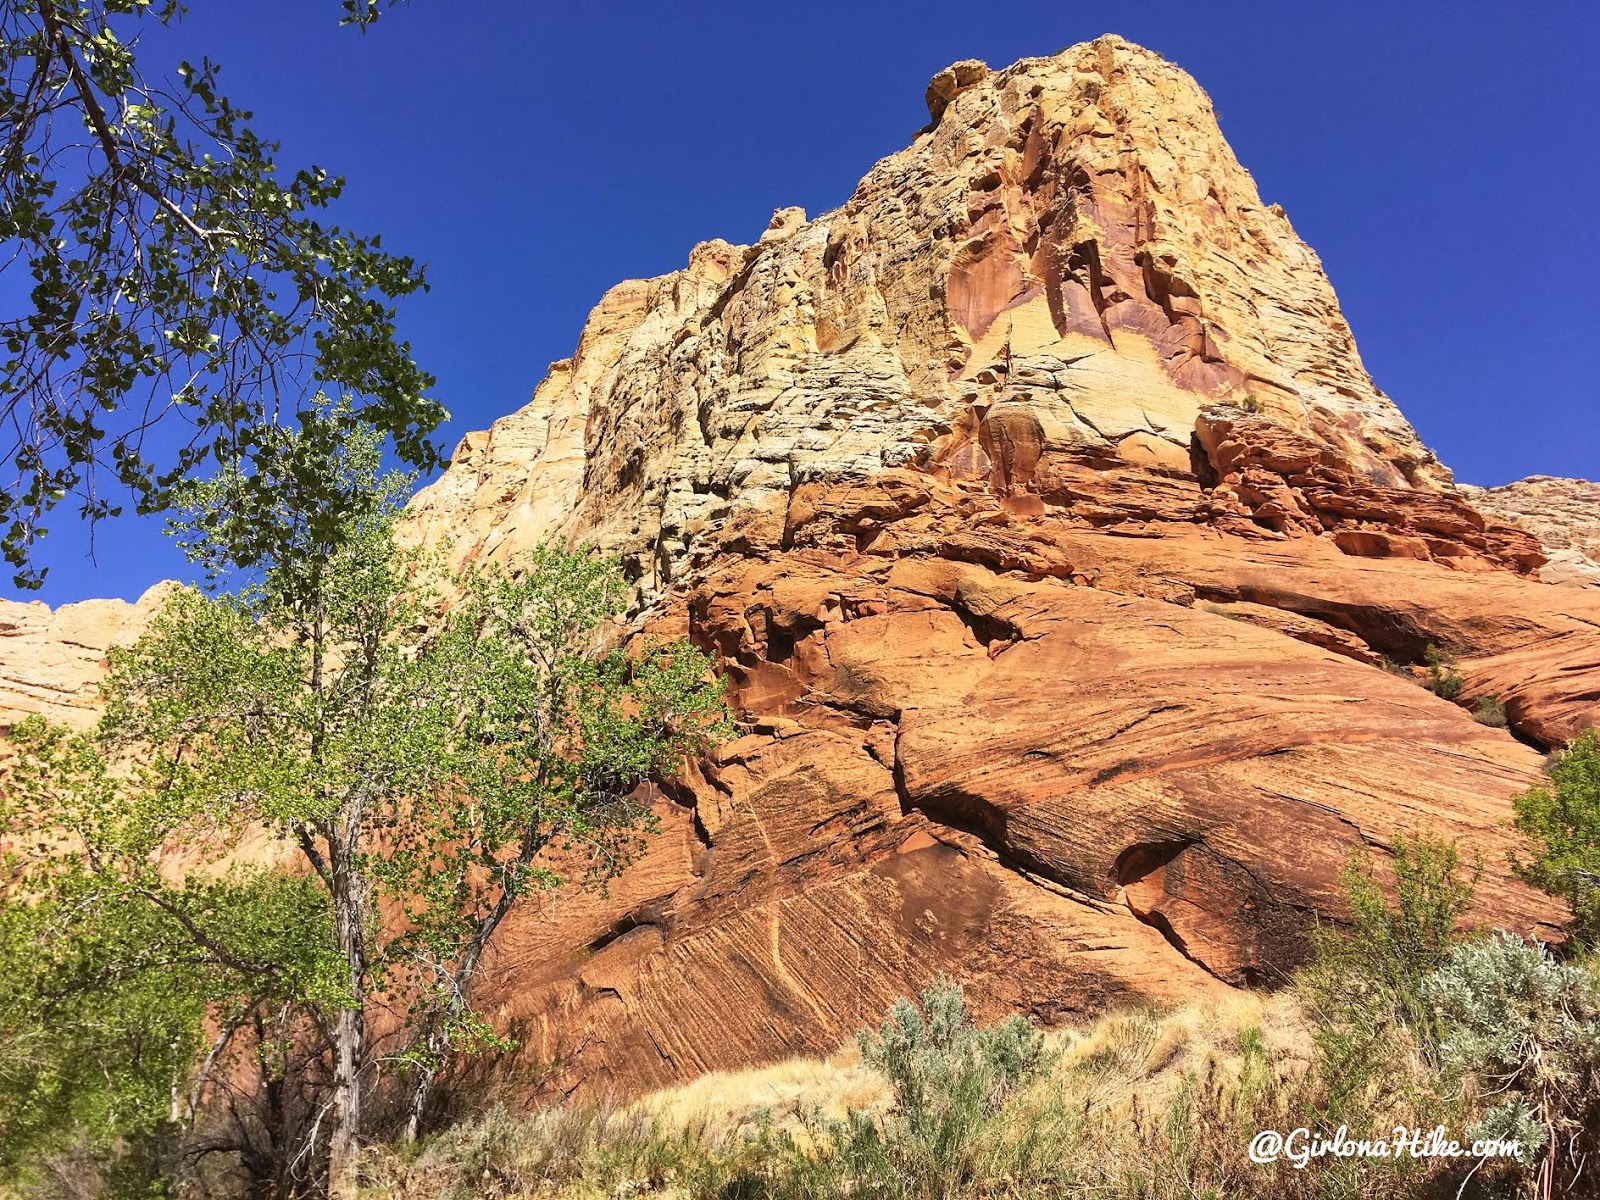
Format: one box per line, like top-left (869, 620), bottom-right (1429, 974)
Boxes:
top-left (362, 991), bottom-right (1409, 1200)
top-left (1061, 989), bottom-right (1310, 1081)
top-left (632, 1047), bottom-right (892, 1143)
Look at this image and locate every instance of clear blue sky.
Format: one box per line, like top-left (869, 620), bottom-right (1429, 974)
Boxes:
top-left (14, 0), bottom-right (1599, 605)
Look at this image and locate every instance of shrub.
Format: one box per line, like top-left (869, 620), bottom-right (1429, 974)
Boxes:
top-left (850, 977), bottom-right (1051, 1199)
top-left (857, 978), bottom-right (1048, 1125)
top-left (1379, 655), bottom-right (1415, 680)
top-left (1287, 833), bottom-right (1481, 1187)
top-left (1426, 932), bottom-right (1600, 1196)
top-left (427, 1104), bottom-right (606, 1198)
top-left (1512, 728), bottom-right (1600, 947)
top-left (1302, 832), bottom-right (1479, 1045)
top-left (1424, 644), bottom-right (1465, 701)
top-left (1470, 694), bottom-right (1508, 727)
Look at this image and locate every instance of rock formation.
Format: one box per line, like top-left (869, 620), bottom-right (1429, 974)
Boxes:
top-left (1463, 476), bottom-right (1600, 587)
top-left (0, 584), bottom-right (172, 730)
top-left (5, 36), bottom-right (1599, 1102)
top-left (406, 37), bottom-right (1478, 585)
top-left (397, 36), bottom-right (1600, 1098)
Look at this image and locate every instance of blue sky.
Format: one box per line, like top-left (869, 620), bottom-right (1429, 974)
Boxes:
top-left (13, 0), bottom-right (1599, 604)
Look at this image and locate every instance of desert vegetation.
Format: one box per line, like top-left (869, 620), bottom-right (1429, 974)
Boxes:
top-left (357, 824), bottom-right (1599, 1200)
top-left (1513, 731), bottom-right (1600, 945)
top-left (1423, 644), bottom-right (1467, 702)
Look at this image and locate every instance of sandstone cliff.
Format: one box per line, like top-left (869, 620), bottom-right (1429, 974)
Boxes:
top-left (0, 584), bottom-right (172, 730)
top-left (395, 37), bottom-right (1600, 1098)
top-left (4, 36), bottom-right (1599, 1103)
top-left (1463, 476), bottom-right (1600, 587)
top-left (406, 38), bottom-right (1483, 586)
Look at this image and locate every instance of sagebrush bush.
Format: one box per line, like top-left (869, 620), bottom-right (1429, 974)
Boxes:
top-left (856, 977), bottom-right (1049, 1122)
top-left (1426, 932), bottom-right (1600, 1196)
top-left (848, 977), bottom-right (1052, 1199)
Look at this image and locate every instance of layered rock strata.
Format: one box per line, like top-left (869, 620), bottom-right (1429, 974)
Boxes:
top-left (400, 37), bottom-right (1599, 1097)
top-left (0, 584), bottom-right (172, 731)
top-left (405, 36), bottom-right (1474, 587)
top-left (1463, 476), bottom-right (1600, 587)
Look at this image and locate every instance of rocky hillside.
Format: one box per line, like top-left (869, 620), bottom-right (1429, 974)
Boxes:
top-left (0, 584), bottom-right (172, 771)
top-left (4, 35), bottom-right (1599, 1104)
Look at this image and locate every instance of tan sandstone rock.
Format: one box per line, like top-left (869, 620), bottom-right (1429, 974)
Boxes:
top-left (403, 35), bottom-right (1457, 596)
top-left (1462, 476), bottom-right (1600, 587)
top-left (0, 583), bottom-right (173, 730)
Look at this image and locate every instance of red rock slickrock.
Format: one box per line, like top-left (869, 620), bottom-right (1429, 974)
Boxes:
top-left (4, 36), bottom-right (1597, 1101)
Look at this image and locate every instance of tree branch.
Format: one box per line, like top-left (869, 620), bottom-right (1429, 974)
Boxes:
top-left (296, 823), bottom-right (333, 889)
top-left (36, 0), bottom-right (221, 246)
top-left (183, 996), bottom-right (263, 1125)
top-left (133, 884), bottom-right (286, 980)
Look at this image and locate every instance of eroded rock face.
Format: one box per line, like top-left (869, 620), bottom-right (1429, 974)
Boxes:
top-left (404, 36), bottom-right (1459, 591)
top-left (410, 39), bottom-right (1600, 1101)
top-left (3, 37), bottom-right (1598, 1104)
top-left (0, 585), bottom-right (172, 731)
top-left (1462, 476), bottom-right (1600, 587)
top-left (466, 471), bottom-right (1593, 1097)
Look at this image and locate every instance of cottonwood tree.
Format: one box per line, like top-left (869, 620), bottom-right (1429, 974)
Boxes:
top-left (0, 430), bottom-right (730, 1194)
top-left (0, 775), bottom-right (340, 1193)
top-left (0, 0), bottom-right (437, 588)
top-left (1513, 729), bottom-right (1600, 947)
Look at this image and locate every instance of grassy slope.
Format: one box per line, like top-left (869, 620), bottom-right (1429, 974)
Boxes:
top-left (363, 991), bottom-right (1499, 1200)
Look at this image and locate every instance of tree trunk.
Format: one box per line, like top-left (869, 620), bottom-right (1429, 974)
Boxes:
top-left (328, 1003), bottom-right (363, 1199)
top-left (400, 1023), bottom-right (447, 1143)
top-left (327, 854), bottom-right (367, 1199)
top-left (401, 884), bottom-right (519, 1140)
